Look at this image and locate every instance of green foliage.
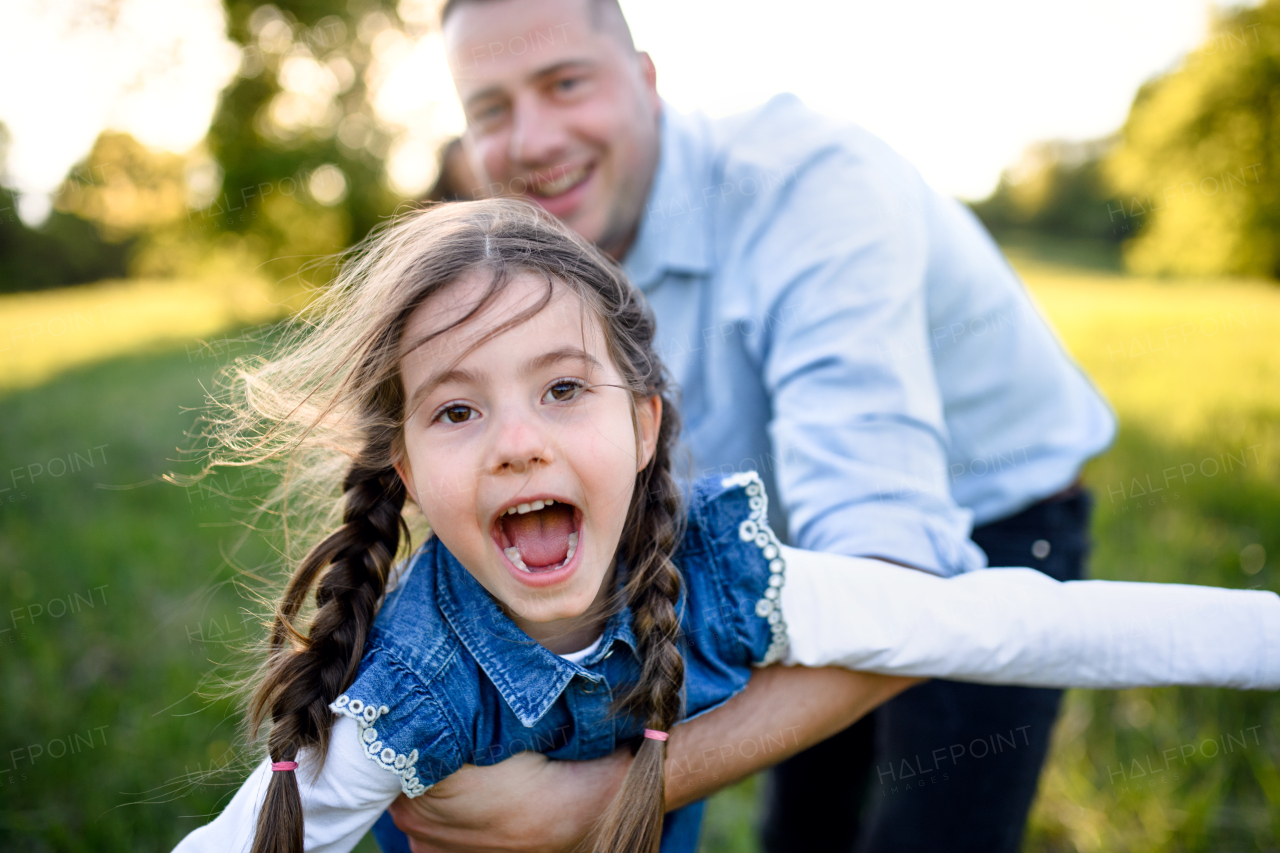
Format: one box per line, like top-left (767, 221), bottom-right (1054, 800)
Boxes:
top-left (970, 139), bottom-right (1123, 244)
top-left (0, 188), bottom-right (131, 293)
top-left (1106, 1), bottom-right (1280, 279)
top-left (202, 0), bottom-right (410, 284)
top-left (0, 121), bottom-right (132, 293)
top-left (0, 1), bottom-right (437, 294)
top-left (973, 0), bottom-right (1280, 282)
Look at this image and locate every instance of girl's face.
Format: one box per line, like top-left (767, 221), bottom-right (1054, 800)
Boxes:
top-left (393, 270), bottom-right (660, 650)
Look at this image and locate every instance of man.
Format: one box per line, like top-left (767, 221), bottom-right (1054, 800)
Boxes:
top-left (383, 0), bottom-right (1116, 850)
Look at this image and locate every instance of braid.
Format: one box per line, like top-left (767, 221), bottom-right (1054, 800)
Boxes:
top-left (246, 454), bottom-right (406, 853)
top-left (616, 412), bottom-right (686, 728)
top-left (587, 293), bottom-right (687, 852)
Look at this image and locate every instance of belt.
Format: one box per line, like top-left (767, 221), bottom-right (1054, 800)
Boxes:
top-left (1033, 476), bottom-right (1085, 506)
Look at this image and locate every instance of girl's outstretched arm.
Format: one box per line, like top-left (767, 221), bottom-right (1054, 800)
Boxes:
top-left (782, 546), bottom-right (1280, 689)
top-left (172, 715), bottom-right (404, 853)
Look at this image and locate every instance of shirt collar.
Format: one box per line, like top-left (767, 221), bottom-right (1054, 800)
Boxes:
top-left (623, 103), bottom-right (716, 292)
top-left (433, 541), bottom-right (637, 728)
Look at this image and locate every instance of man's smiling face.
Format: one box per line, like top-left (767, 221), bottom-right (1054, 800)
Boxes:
top-left (444, 0), bottom-right (661, 258)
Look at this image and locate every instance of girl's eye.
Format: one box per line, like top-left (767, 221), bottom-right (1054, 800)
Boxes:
top-left (435, 404), bottom-right (478, 424)
top-left (543, 379), bottom-right (585, 404)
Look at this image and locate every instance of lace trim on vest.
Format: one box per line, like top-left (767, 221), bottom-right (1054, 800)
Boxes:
top-left (721, 472), bottom-right (789, 665)
top-left (330, 694), bottom-right (430, 797)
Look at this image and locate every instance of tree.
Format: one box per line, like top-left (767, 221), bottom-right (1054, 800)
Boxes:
top-left (196, 0), bottom-right (428, 284)
top-left (1105, 0), bottom-right (1280, 279)
top-left (969, 138), bottom-right (1121, 244)
top-left (0, 125), bottom-right (133, 293)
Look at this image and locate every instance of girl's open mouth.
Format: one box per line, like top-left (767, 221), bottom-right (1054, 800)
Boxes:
top-left (493, 498), bottom-right (584, 586)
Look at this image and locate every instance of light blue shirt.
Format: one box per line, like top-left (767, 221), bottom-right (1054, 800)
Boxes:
top-left (623, 95), bottom-right (1117, 576)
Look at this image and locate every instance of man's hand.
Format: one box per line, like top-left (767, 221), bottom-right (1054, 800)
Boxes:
top-left (387, 666), bottom-right (918, 851)
top-left (387, 748), bottom-right (628, 853)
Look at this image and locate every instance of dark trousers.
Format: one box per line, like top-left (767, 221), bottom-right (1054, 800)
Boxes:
top-left (761, 489), bottom-right (1094, 853)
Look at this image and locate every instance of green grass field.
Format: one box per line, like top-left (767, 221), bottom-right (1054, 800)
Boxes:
top-left (2, 238), bottom-right (1277, 851)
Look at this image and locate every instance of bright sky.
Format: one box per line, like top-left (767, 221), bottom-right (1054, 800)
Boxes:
top-left (623, 0), bottom-right (1231, 199)
top-left (0, 0), bottom-right (1242, 225)
top-left (0, 0), bottom-right (241, 224)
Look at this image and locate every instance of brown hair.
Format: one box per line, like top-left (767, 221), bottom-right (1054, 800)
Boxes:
top-left (207, 199), bottom-right (684, 853)
top-left (441, 0), bottom-right (638, 51)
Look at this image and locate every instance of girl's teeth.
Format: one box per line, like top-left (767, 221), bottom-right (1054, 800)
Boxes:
top-left (505, 499), bottom-right (556, 515)
top-left (504, 547), bottom-right (527, 571)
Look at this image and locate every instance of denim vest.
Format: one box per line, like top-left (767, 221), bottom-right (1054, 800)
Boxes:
top-left (335, 472), bottom-right (789, 853)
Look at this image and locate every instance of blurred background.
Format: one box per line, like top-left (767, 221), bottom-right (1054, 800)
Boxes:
top-left (1, 0), bottom-right (1278, 850)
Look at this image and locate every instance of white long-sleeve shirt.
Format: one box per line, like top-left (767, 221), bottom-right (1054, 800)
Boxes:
top-left (173, 551), bottom-right (1280, 852)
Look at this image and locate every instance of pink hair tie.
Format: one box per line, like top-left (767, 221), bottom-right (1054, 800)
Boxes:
top-left (643, 729), bottom-right (669, 742)
top-left (271, 761), bottom-right (298, 772)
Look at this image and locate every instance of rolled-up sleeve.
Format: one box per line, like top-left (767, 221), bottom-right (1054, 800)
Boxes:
top-left (751, 153), bottom-right (986, 576)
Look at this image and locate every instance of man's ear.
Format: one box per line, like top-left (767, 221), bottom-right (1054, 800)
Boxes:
top-left (637, 51), bottom-right (659, 110)
top-left (392, 456), bottom-right (420, 506)
top-left (638, 51), bottom-right (657, 90)
top-left (635, 394), bottom-right (662, 472)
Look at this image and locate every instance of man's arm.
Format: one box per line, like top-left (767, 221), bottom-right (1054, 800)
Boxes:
top-left (387, 665), bottom-right (918, 852)
top-left (663, 664), bottom-right (917, 809)
top-left (717, 116), bottom-right (986, 577)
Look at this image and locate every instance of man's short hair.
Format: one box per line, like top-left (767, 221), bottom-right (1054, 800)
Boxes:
top-left (440, 0), bottom-right (636, 52)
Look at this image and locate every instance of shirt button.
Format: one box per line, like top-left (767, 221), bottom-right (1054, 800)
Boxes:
top-left (582, 680), bottom-right (597, 694)
top-left (1032, 539), bottom-right (1051, 560)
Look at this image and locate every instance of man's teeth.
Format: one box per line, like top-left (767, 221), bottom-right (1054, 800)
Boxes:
top-left (505, 498), bottom-right (555, 516)
top-left (529, 166), bottom-right (587, 197)
top-left (505, 531), bottom-right (578, 573)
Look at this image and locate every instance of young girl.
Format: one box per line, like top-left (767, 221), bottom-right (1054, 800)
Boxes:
top-left (173, 199), bottom-right (1279, 853)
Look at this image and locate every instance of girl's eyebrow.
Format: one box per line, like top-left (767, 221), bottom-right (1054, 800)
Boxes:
top-left (527, 346), bottom-right (602, 376)
top-left (405, 347), bottom-right (603, 416)
top-left (406, 365), bottom-right (483, 417)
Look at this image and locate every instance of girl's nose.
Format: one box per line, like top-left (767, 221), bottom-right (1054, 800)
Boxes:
top-left (487, 406), bottom-right (552, 475)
